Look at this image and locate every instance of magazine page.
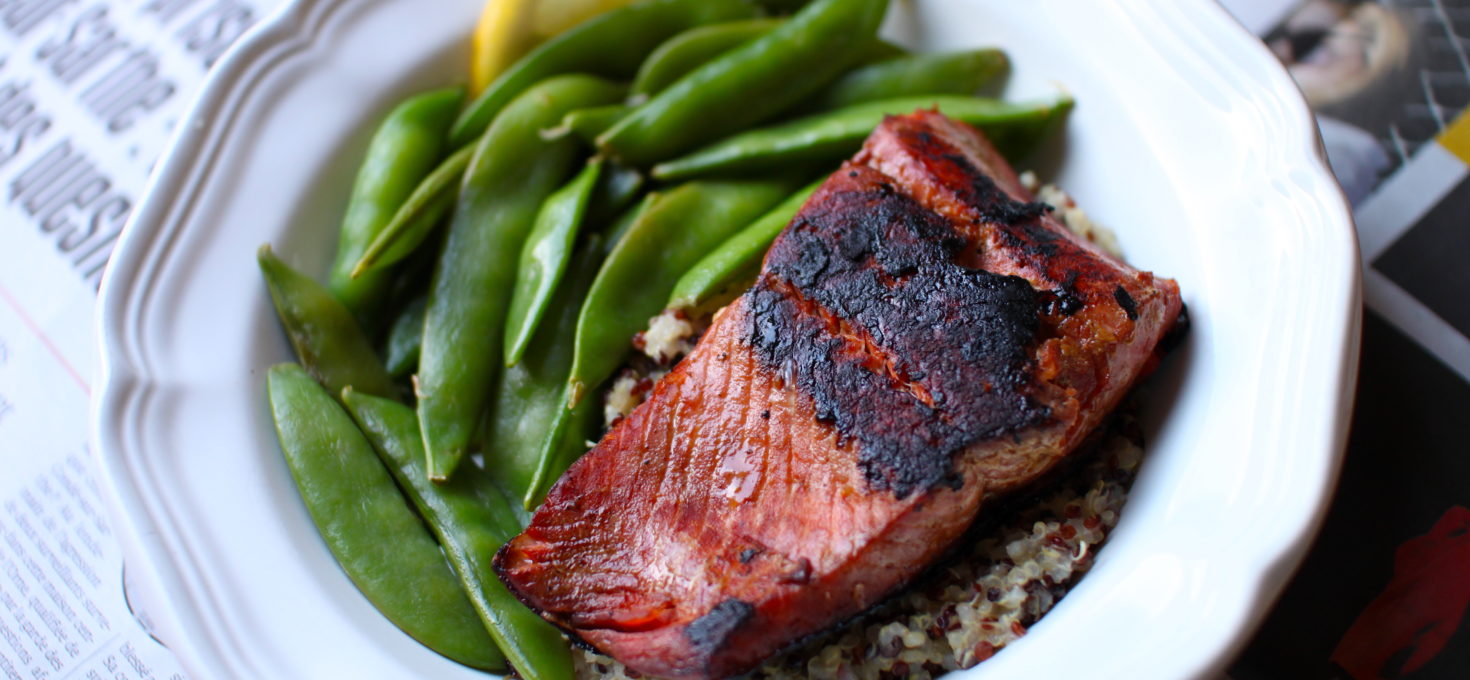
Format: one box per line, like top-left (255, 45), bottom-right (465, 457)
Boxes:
top-left (0, 2), bottom-right (283, 677)
top-left (1225, 1), bottom-right (1470, 678)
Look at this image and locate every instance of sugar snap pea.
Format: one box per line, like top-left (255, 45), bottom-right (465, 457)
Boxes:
top-left (586, 159), bottom-right (645, 222)
top-left (524, 181), bottom-right (798, 502)
top-left (418, 75), bottom-right (624, 482)
top-left (802, 48), bottom-right (1008, 111)
top-left (488, 238), bottom-right (603, 505)
top-left (666, 179), bottom-right (822, 311)
top-left (565, 177), bottom-right (800, 405)
top-left (652, 94), bottom-right (1074, 181)
top-left (522, 388), bottom-right (597, 511)
top-left (327, 87), bottom-right (461, 329)
top-left (450, 0), bottom-right (758, 148)
top-left (543, 103), bottom-right (629, 146)
top-left (597, 0), bottom-right (890, 166)
top-left (352, 144), bottom-right (474, 280)
top-left (629, 18), bottom-right (783, 99)
top-left (383, 293), bottom-right (425, 378)
top-left (522, 178), bottom-right (798, 505)
top-left (504, 158), bottom-right (603, 367)
top-left (259, 245), bottom-right (397, 400)
top-left (599, 192), bottom-right (655, 254)
top-left (266, 364), bottom-right (503, 670)
top-left (342, 389), bottom-right (572, 680)
top-left (854, 39), bottom-right (908, 65)
top-left (756, 0), bottom-right (813, 12)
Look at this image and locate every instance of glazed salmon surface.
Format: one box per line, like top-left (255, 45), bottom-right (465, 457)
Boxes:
top-left (496, 111), bottom-right (1184, 679)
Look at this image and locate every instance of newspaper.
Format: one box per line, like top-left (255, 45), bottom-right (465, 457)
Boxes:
top-left (0, 1), bottom-right (281, 678)
top-left (1, 0), bottom-right (1467, 679)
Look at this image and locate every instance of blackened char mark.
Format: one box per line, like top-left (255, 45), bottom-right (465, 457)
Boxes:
top-left (746, 174), bottom-right (1050, 498)
top-left (685, 599), bottom-right (754, 654)
top-left (1113, 285), bottom-right (1139, 321)
top-left (912, 128), bottom-right (1076, 265)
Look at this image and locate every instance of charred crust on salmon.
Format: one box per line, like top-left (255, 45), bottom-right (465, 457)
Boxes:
top-left (686, 599), bottom-right (755, 653)
top-left (899, 128), bottom-right (1047, 229)
top-left (747, 171), bottom-right (1050, 498)
top-left (1114, 285), bottom-right (1139, 321)
top-left (1160, 303), bottom-right (1191, 353)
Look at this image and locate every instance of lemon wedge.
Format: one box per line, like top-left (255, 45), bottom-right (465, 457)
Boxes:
top-left (470, 0), bottom-right (640, 95)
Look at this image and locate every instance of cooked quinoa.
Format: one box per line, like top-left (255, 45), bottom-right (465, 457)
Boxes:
top-left (587, 178), bottom-right (1145, 680)
top-left (1019, 171), bottom-right (1122, 260)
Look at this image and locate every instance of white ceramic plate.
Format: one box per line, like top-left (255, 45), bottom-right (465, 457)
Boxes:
top-left (93, 1), bottom-right (1361, 678)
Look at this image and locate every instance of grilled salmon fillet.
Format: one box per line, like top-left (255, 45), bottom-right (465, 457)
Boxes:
top-left (496, 110), bottom-right (1184, 679)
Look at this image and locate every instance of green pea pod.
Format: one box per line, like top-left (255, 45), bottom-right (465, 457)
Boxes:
top-left (586, 159), bottom-right (645, 223)
top-left (802, 48), bottom-right (1008, 111)
top-left (353, 144), bottom-right (474, 279)
top-left (598, 0), bottom-right (890, 166)
top-left (450, 0), bottom-right (758, 147)
top-left (258, 245), bottom-right (397, 400)
top-left (629, 18), bottom-right (783, 99)
top-left (488, 238), bottom-right (603, 505)
top-left (667, 179), bottom-right (822, 311)
top-left (548, 394), bottom-right (598, 492)
top-left (504, 158), bottom-right (603, 367)
top-left (756, 0), bottom-right (813, 13)
top-left (543, 103), bottom-right (629, 145)
top-left (418, 75), bottom-right (625, 482)
top-left (855, 39), bottom-right (907, 65)
top-left (522, 386), bottom-right (596, 510)
top-left (341, 389), bottom-right (572, 680)
top-left (568, 178), bottom-right (799, 405)
top-left (266, 364), bottom-right (503, 670)
top-left (652, 94), bottom-right (1074, 181)
top-left (383, 294), bottom-right (426, 378)
top-left (519, 178), bottom-right (796, 506)
top-left (599, 189), bottom-right (656, 251)
top-left (327, 87), bottom-right (462, 328)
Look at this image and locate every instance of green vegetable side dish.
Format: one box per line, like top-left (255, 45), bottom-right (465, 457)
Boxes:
top-left (585, 159), bottom-right (645, 223)
top-left (801, 48), bottom-right (1008, 111)
top-left (667, 179), bottom-right (823, 311)
top-left (265, 364), bottom-right (504, 671)
top-left (353, 144), bottom-right (475, 279)
top-left (565, 177), bottom-right (799, 407)
top-left (652, 94), bottom-right (1074, 181)
top-left (545, 103), bottom-right (630, 145)
top-left (523, 387), bottom-right (586, 510)
top-left (259, 245), bottom-right (397, 400)
top-left (383, 294), bottom-right (426, 378)
top-left (488, 239), bottom-right (605, 508)
top-left (327, 87), bottom-right (462, 331)
top-left (520, 178), bottom-right (799, 506)
top-left (629, 18), bottom-right (783, 99)
top-left (342, 389), bottom-right (573, 680)
top-left (449, 0), bottom-right (759, 147)
top-left (598, 0), bottom-right (891, 166)
top-left (417, 74), bottom-right (624, 483)
top-left (505, 159), bottom-right (604, 368)
top-left (598, 190), bottom-right (655, 252)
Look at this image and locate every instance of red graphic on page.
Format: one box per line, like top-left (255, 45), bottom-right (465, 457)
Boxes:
top-left (1332, 505), bottom-right (1470, 679)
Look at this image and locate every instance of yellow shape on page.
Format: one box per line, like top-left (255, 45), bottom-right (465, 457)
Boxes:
top-left (1436, 108), bottom-right (1470, 167)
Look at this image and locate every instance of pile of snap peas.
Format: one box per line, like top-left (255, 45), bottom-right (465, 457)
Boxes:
top-left (260, 0), bottom-right (1072, 676)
